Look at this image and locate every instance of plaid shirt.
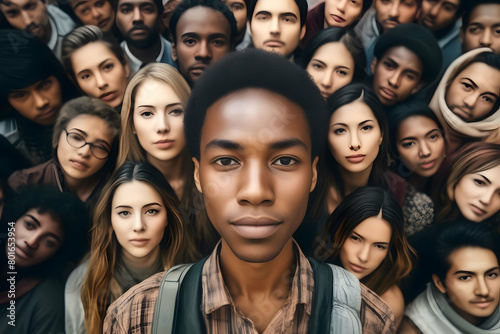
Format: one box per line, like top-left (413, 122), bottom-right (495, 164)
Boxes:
top-left (103, 241), bottom-right (394, 333)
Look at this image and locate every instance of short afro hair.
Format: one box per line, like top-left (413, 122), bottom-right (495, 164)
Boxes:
top-left (169, 0), bottom-right (237, 46)
top-left (184, 49), bottom-right (326, 160)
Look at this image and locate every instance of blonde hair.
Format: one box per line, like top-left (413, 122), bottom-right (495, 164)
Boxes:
top-left (81, 161), bottom-right (187, 334)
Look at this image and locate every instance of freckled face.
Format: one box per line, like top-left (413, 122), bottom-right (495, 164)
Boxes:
top-left (194, 88), bottom-right (318, 263)
top-left (340, 215), bottom-right (392, 280)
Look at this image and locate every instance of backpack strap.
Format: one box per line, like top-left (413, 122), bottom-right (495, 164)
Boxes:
top-left (152, 263), bottom-right (194, 334)
top-left (308, 258), bottom-right (363, 334)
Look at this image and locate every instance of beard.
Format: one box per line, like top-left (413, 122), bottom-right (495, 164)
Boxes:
top-left (125, 24), bottom-right (159, 49)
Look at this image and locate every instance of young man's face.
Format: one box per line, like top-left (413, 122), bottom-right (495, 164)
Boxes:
top-left (193, 88), bottom-right (318, 263)
top-left (250, 0), bottom-right (306, 58)
top-left (374, 0), bottom-right (420, 32)
top-left (222, 0), bottom-right (247, 36)
top-left (371, 46), bottom-right (424, 106)
top-left (115, 0), bottom-right (159, 47)
top-left (461, 4), bottom-right (500, 55)
top-left (433, 247), bottom-right (500, 325)
top-left (419, 0), bottom-right (460, 33)
top-left (172, 6), bottom-right (231, 87)
top-left (0, 0), bottom-right (49, 40)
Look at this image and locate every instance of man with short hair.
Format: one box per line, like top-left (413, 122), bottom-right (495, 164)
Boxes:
top-left (115, 0), bottom-right (175, 75)
top-left (169, 0), bottom-right (235, 87)
top-left (370, 23), bottom-right (442, 108)
top-left (401, 222), bottom-right (500, 333)
top-left (0, 0), bottom-right (76, 59)
top-left (223, 0), bottom-right (251, 50)
top-left (248, 0), bottom-right (307, 59)
top-left (103, 49), bottom-right (395, 334)
top-left (355, 0), bottom-right (422, 52)
top-left (460, 0), bottom-right (500, 55)
top-left (418, 0), bottom-right (465, 70)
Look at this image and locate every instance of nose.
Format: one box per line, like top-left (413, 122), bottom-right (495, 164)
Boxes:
top-left (195, 40), bottom-right (211, 60)
top-left (475, 277), bottom-right (490, 298)
top-left (321, 70), bottom-right (334, 89)
top-left (33, 91), bottom-right (50, 110)
top-left (76, 143), bottom-right (92, 157)
top-left (25, 233), bottom-right (40, 250)
top-left (349, 131), bottom-right (361, 151)
top-left (479, 189), bottom-right (494, 206)
top-left (133, 213), bottom-right (146, 233)
top-left (479, 30), bottom-right (493, 47)
top-left (91, 7), bottom-right (101, 20)
top-left (463, 92), bottom-right (477, 109)
top-left (428, 3), bottom-right (439, 18)
top-left (132, 7), bottom-right (143, 22)
top-left (236, 161), bottom-right (275, 206)
top-left (388, 70), bottom-right (401, 88)
top-left (389, 3), bottom-right (400, 17)
top-left (357, 244), bottom-right (370, 263)
top-left (21, 11), bottom-right (32, 28)
top-left (418, 141), bottom-right (431, 158)
top-left (270, 17), bottom-right (280, 35)
top-left (337, 0), bottom-right (347, 12)
top-left (95, 72), bottom-right (108, 90)
top-left (156, 112), bottom-right (170, 133)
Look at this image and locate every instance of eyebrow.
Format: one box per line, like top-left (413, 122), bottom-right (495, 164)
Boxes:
top-left (114, 202), bottom-right (163, 210)
top-left (476, 173), bottom-right (492, 185)
top-left (205, 138), bottom-right (308, 152)
top-left (352, 231), bottom-right (389, 245)
top-left (332, 119), bottom-right (375, 127)
top-left (76, 58), bottom-right (113, 76)
top-left (136, 102), bottom-right (182, 109)
top-left (399, 128), bottom-right (440, 142)
top-left (25, 214), bottom-right (63, 243)
top-left (69, 128), bottom-right (111, 148)
top-left (72, 0), bottom-right (89, 9)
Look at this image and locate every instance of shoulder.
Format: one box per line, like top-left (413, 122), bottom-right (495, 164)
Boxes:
top-left (103, 271), bottom-right (165, 334)
top-left (398, 316), bottom-right (423, 334)
top-left (380, 285), bottom-right (405, 328)
top-left (65, 259), bottom-right (90, 296)
top-left (359, 283), bottom-right (396, 334)
top-left (403, 185), bottom-right (434, 235)
top-left (46, 4), bottom-right (77, 32)
top-left (8, 159), bottom-right (60, 191)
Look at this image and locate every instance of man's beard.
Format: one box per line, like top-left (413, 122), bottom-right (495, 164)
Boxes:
top-left (125, 24), bottom-right (159, 49)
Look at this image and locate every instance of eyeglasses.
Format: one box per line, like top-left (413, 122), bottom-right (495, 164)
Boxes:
top-left (64, 129), bottom-right (110, 160)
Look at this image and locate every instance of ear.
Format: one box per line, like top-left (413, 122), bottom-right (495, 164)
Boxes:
top-left (447, 183), bottom-right (454, 201)
top-left (171, 42), bottom-right (177, 61)
top-left (411, 81), bottom-right (425, 95)
top-left (193, 157), bottom-right (202, 193)
top-left (300, 25), bottom-right (306, 41)
top-left (310, 156), bottom-right (319, 193)
top-left (378, 132), bottom-right (383, 146)
top-left (371, 57), bottom-right (378, 76)
top-left (432, 274), bottom-right (447, 294)
top-left (124, 59), bottom-right (130, 79)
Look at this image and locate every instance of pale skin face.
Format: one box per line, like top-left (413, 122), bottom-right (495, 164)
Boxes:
top-left (328, 100), bottom-right (383, 175)
top-left (340, 214), bottom-right (392, 280)
top-left (445, 62), bottom-right (500, 122)
top-left (133, 78), bottom-right (186, 166)
top-left (450, 165), bottom-right (500, 222)
top-left (324, 0), bottom-right (364, 28)
top-left (7, 76), bottom-right (62, 126)
top-left (57, 114), bottom-right (114, 185)
top-left (371, 46), bottom-right (424, 106)
top-left (193, 88), bottom-right (318, 264)
top-left (71, 42), bottom-right (129, 109)
top-left (171, 6), bottom-right (231, 87)
top-left (396, 115), bottom-right (445, 178)
top-left (374, 0), bottom-right (420, 32)
top-left (70, 0), bottom-right (115, 31)
top-left (433, 247), bottom-right (500, 326)
top-left (250, 0), bottom-right (306, 58)
top-left (0, 0), bottom-right (50, 42)
top-left (419, 0), bottom-right (460, 32)
top-left (8, 209), bottom-right (64, 268)
top-left (306, 41), bottom-right (355, 99)
top-left (111, 180), bottom-right (168, 264)
top-left (461, 4), bottom-right (500, 55)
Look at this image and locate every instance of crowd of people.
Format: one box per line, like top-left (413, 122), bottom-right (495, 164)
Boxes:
top-left (0, 0), bottom-right (499, 333)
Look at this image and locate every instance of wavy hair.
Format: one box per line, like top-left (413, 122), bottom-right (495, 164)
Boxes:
top-left (314, 186), bottom-right (416, 295)
top-left (81, 161), bottom-right (187, 334)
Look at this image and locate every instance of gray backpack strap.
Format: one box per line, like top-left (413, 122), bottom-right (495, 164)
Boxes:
top-left (152, 263), bottom-right (194, 334)
top-left (327, 263), bottom-right (363, 334)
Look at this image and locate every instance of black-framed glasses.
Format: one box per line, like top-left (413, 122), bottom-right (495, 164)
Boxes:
top-left (64, 129), bottom-right (110, 160)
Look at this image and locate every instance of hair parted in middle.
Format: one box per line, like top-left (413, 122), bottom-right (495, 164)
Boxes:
top-left (81, 160), bottom-right (187, 334)
top-left (314, 186), bottom-right (416, 295)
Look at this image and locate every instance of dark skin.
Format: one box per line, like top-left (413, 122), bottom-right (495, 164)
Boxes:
top-left (193, 88), bottom-right (318, 332)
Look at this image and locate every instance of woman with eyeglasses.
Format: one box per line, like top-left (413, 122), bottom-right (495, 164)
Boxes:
top-left (7, 97), bottom-right (121, 209)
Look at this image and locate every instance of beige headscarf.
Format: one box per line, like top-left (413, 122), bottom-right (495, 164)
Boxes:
top-left (429, 48), bottom-right (500, 143)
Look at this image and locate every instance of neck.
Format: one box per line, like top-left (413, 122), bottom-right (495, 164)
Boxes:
top-left (147, 153), bottom-right (186, 200)
top-left (121, 245), bottom-right (160, 269)
top-left (128, 36), bottom-right (162, 63)
top-left (63, 172), bottom-right (100, 202)
top-left (339, 164), bottom-right (372, 196)
top-left (219, 238), bottom-right (295, 302)
top-left (407, 173), bottom-right (429, 192)
top-left (235, 28), bottom-right (246, 45)
top-left (444, 127), bottom-right (465, 156)
top-left (40, 21), bottom-right (52, 45)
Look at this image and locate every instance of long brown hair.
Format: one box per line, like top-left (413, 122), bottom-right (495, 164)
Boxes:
top-left (81, 161), bottom-right (186, 334)
top-left (117, 63), bottom-right (218, 258)
top-left (314, 186), bottom-right (416, 295)
top-left (436, 142), bottom-right (500, 224)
